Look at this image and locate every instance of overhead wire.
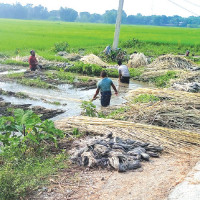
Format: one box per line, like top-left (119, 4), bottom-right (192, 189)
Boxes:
top-left (167, 0), bottom-right (199, 16)
top-left (181, 0), bottom-right (200, 8)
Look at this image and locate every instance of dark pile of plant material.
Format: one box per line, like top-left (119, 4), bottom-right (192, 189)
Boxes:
top-left (70, 133), bottom-right (163, 173)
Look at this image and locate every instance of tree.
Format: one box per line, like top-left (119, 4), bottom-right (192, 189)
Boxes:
top-left (103, 9), bottom-right (127, 24)
top-left (59, 7), bottom-right (78, 22)
top-left (78, 12), bottom-right (91, 22)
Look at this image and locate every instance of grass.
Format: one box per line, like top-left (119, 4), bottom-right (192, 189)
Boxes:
top-left (0, 151), bottom-right (68, 200)
top-left (6, 72), bottom-right (25, 79)
top-left (133, 94), bottom-right (160, 103)
top-left (1, 59), bottom-right (29, 67)
top-left (150, 71), bottom-right (177, 88)
top-left (18, 78), bottom-right (56, 89)
top-left (0, 19), bottom-right (200, 58)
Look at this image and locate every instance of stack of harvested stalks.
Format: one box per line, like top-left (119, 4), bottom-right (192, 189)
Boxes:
top-left (147, 54), bottom-right (195, 70)
top-left (122, 88), bottom-right (200, 133)
top-left (55, 116), bottom-right (200, 155)
top-left (80, 54), bottom-right (110, 67)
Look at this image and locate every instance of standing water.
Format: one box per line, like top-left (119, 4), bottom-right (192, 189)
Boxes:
top-left (0, 78), bottom-right (150, 121)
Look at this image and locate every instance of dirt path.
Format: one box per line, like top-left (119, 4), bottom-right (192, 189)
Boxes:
top-left (31, 153), bottom-right (198, 200)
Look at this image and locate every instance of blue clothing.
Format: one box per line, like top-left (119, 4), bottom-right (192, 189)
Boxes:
top-left (97, 77), bottom-right (113, 92)
top-left (101, 91), bottom-right (111, 107)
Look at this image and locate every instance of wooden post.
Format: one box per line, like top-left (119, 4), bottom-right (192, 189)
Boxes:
top-left (112, 0), bottom-right (124, 50)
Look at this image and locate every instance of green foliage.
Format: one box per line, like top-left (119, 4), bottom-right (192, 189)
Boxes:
top-left (129, 67), bottom-right (144, 78)
top-left (67, 62), bottom-right (102, 76)
top-left (81, 101), bottom-right (97, 117)
top-left (56, 70), bottom-right (75, 83)
top-left (6, 72), bottom-right (24, 79)
top-left (53, 42), bottom-right (69, 52)
top-left (133, 94), bottom-right (160, 103)
top-left (107, 107), bottom-right (128, 120)
top-left (0, 152), bottom-right (68, 200)
top-left (0, 109), bottom-right (67, 199)
top-left (15, 92), bottom-right (29, 99)
top-left (1, 59), bottom-right (29, 67)
top-left (18, 78), bottom-right (56, 89)
top-left (151, 71), bottom-right (177, 88)
top-left (0, 109), bottom-right (64, 148)
top-left (1, 19), bottom-right (200, 58)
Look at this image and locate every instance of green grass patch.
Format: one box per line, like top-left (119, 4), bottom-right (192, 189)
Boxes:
top-left (6, 72), bottom-right (24, 79)
top-left (0, 109), bottom-right (68, 200)
top-left (151, 71), bottom-right (177, 88)
top-left (1, 59), bottom-right (29, 67)
top-left (133, 94), bottom-right (160, 103)
top-left (1, 19), bottom-right (200, 58)
top-left (0, 153), bottom-right (68, 200)
top-left (106, 107), bottom-right (128, 120)
top-left (18, 78), bottom-right (56, 89)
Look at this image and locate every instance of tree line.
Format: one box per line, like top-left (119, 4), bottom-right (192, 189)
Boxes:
top-left (0, 3), bottom-right (200, 28)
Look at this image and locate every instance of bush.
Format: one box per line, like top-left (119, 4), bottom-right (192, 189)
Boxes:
top-left (53, 42), bottom-right (69, 52)
top-left (0, 109), bottom-right (67, 200)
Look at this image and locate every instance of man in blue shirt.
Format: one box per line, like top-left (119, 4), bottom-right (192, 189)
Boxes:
top-left (92, 71), bottom-right (118, 107)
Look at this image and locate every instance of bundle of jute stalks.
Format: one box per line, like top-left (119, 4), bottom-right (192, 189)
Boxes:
top-left (55, 116), bottom-right (200, 155)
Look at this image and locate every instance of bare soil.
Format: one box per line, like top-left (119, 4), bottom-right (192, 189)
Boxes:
top-left (31, 153), bottom-right (199, 200)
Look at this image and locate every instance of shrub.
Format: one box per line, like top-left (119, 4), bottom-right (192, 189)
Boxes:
top-left (81, 101), bottom-right (97, 117)
top-left (53, 42), bottom-right (69, 52)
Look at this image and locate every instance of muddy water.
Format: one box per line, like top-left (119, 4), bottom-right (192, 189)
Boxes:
top-left (0, 79), bottom-right (150, 121)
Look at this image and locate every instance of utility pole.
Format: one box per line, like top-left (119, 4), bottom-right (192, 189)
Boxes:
top-left (112, 0), bottom-right (124, 50)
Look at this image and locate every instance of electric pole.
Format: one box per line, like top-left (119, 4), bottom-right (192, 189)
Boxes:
top-left (112, 0), bottom-right (124, 50)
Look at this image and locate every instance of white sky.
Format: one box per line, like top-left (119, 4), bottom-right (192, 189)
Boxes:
top-left (1, 0), bottom-right (200, 17)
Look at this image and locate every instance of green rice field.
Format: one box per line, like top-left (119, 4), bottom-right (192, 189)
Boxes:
top-left (0, 18), bottom-right (200, 57)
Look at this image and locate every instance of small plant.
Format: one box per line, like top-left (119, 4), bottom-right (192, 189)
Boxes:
top-left (0, 109), bottom-right (67, 200)
top-left (53, 41), bottom-right (69, 52)
top-left (18, 78), bottom-right (56, 89)
top-left (151, 71), bottom-right (177, 88)
top-left (133, 94), bottom-right (160, 103)
top-left (2, 59), bottom-right (28, 67)
top-left (6, 72), bottom-right (24, 79)
top-left (15, 92), bottom-right (29, 99)
top-left (81, 101), bottom-right (97, 117)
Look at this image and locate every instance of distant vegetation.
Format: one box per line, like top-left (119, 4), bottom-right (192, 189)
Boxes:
top-left (0, 19), bottom-right (200, 58)
top-left (0, 3), bottom-right (200, 28)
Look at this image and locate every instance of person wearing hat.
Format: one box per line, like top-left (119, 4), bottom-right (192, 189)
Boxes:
top-left (28, 50), bottom-right (39, 71)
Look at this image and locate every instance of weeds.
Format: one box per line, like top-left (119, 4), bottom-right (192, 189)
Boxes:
top-left (81, 101), bottom-right (97, 117)
top-left (133, 94), bottom-right (160, 103)
top-left (151, 71), bottom-right (177, 88)
top-left (0, 109), bottom-right (67, 200)
top-left (53, 41), bottom-right (69, 52)
top-left (1, 59), bottom-right (28, 67)
top-left (6, 72), bottom-right (24, 79)
top-left (18, 78), bottom-right (56, 89)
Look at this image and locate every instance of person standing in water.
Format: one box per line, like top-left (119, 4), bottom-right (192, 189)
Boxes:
top-left (118, 60), bottom-right (130, 84)
top-left (92, 71), bottom-right (118, 107)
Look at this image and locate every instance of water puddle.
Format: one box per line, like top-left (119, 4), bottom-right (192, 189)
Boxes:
top-left (0, 79), bottom-right (150, 120)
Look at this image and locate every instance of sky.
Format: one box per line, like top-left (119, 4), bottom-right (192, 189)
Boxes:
top-left (1, 0), bottom-right (200, 17)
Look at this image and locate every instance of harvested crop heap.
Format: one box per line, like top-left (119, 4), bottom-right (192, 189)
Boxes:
top-left (125, 88), bottom-right (200, 133)
top-left (148, 54), bottom-right (195, 70)
top-left (70, 133), bottom-right (163, 172)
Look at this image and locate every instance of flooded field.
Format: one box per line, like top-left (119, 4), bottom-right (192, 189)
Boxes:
top-left (0, 77), bottom-right (150, 120)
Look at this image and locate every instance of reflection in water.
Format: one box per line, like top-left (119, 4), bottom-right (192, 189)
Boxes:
top-left (0, 78), bottom-right (150, 120)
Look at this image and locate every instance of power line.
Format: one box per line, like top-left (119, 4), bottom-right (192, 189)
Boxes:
top-left (167, 0), bottom-right (199, 16)
top-left (181, 0), bottom-right (200, 8)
